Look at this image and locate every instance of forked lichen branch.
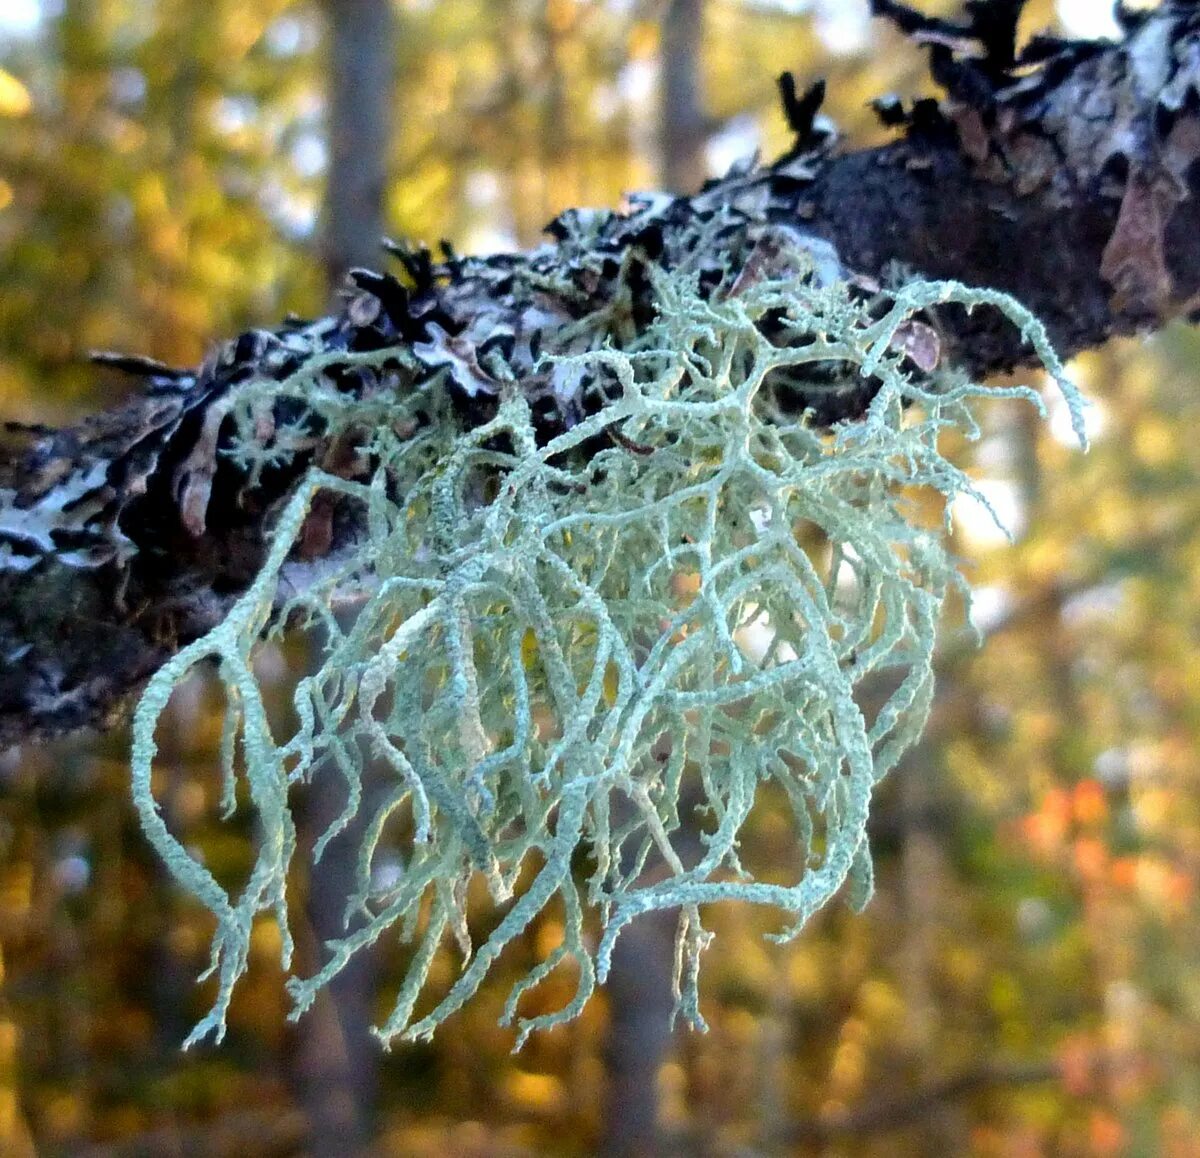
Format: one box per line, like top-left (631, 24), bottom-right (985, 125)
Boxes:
top-left (130, 256), bottom-right (1085, 1048)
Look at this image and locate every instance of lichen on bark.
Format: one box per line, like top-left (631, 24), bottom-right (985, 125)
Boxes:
top-left (14, 0), bottom-right (1200, 1049)
top-left (128, 250), bottom-right (1084, 1047)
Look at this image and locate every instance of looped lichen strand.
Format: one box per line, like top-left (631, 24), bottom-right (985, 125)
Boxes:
top-left (130, 259), bottom-right (1085, 1048)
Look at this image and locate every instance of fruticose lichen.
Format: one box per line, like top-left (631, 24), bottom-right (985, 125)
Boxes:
top-left (130, 254), bottom-right (1085, 1049)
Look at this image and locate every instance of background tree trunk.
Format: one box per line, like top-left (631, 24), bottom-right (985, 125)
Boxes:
top-left (283, 1), bottom-right (396, 1152)
top-left (660, 0), bottom-right (708, 197)
top-left (320, 0), bottom-right (396, 293)
top-left (600, 4), bottom-right (708, 1152)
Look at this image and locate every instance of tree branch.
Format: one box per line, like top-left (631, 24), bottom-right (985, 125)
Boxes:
top-left (3, 1), bottom-right (1200, 747)
top-left (780, 1058), bottom-right (1060, 1143)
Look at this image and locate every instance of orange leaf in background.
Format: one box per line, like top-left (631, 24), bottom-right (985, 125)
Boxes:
top-left (969, 1123), bottom-right (1044, 1158)
top-left (1111, 856), bottom-right (1139, 890)
top-left (1072, 779), bottom-right (1108, 826)
top-left (1056, 1033), bottom-right (1098, 1098)
top-left (1166, 869), bottom-right (1194, 911)
top-left (1019, 788), bottom-right (1075, 855)
top-left (1044, 787), bottom-right (1072, 825)
top-left (1073, 836), bottom-right (1109, 884)
top-left (1020, 810), bottom-right (1066, 857)
top-left (1088, 1110), bottom-right (1127, 1156)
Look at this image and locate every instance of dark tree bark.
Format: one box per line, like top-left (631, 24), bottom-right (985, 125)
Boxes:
top-left (3, 1), bottom-right (1200, 748)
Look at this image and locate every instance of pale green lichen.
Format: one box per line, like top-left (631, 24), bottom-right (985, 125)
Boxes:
top-left (130, 259), bottom-right (1085, 1049)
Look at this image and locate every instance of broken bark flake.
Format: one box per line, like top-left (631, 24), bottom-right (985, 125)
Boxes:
top-left (412, 322), bottom-right (500, 398)
top-left (174, 394), bottom-right (235, 538)
top-left (949, 103), bottom-right (991, 164)
top-left (889, 320), bottom-right (942, 373)
top-left (1100, 170), bottom-right (1176, 315)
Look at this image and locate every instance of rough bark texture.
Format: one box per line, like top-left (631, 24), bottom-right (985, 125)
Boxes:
top-left (3, 0), bottom-right (1200, 748)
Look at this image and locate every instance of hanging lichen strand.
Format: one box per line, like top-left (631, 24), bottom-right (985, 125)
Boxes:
top-left (129, 250), bottom-right (1085, 1049)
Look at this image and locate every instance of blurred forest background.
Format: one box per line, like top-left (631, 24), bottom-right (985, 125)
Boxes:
top-left (3, 0), bottom-right (1200, 1154)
